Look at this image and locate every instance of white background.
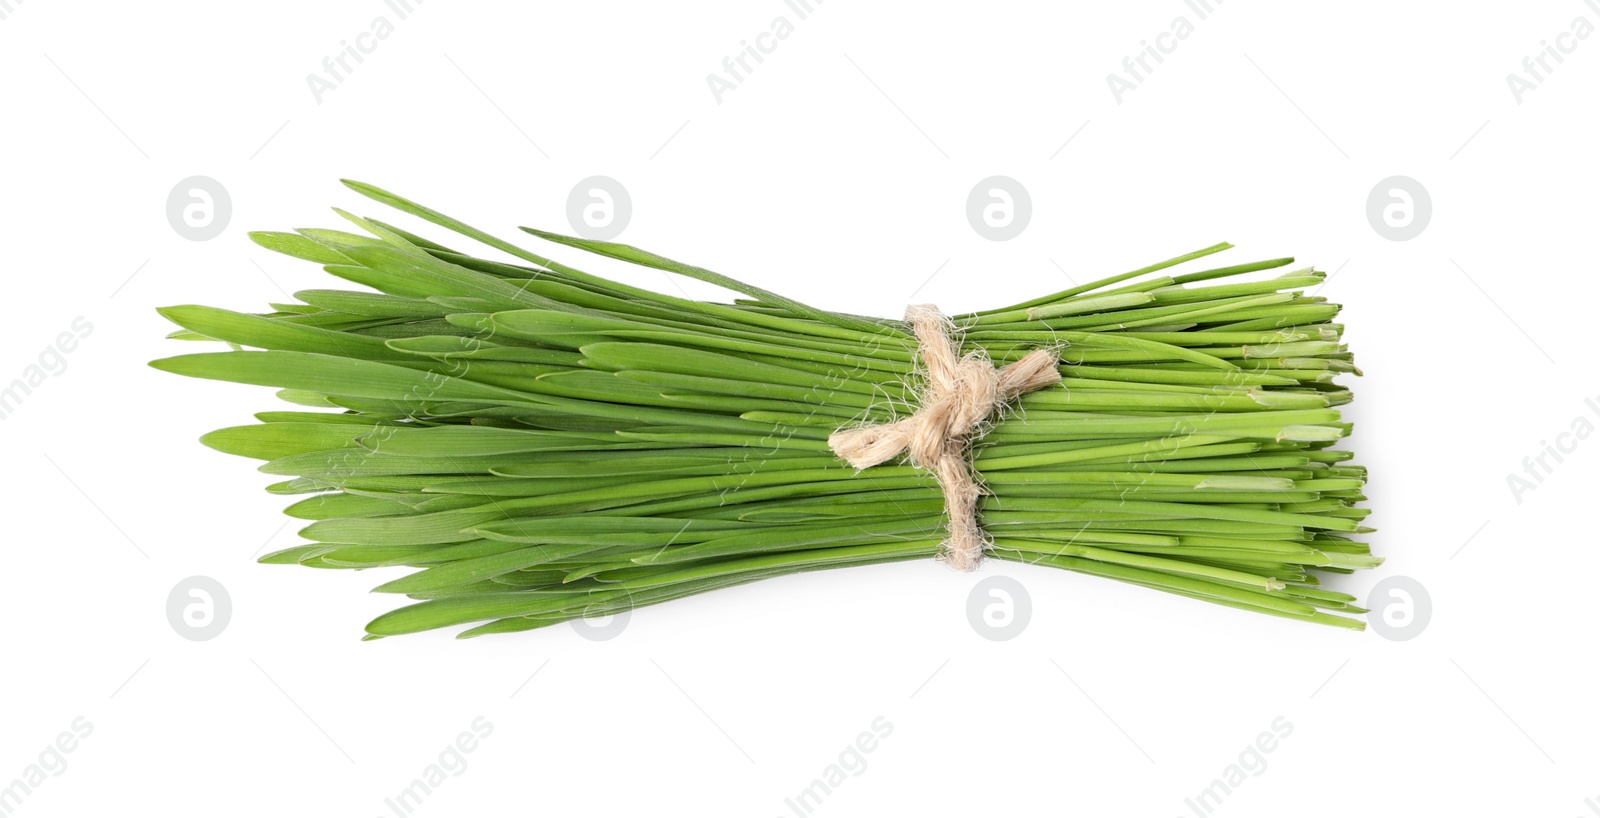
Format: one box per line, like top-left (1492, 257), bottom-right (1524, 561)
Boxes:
top-left (2, 1), bottom-right (1597, 815)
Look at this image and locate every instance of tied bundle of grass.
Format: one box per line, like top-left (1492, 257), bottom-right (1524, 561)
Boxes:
top-left (151, 181), bottom-right (1378, 639)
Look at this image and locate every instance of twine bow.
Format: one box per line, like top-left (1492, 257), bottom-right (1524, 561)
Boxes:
top-left (827, 305), bottom-right (1061, 571)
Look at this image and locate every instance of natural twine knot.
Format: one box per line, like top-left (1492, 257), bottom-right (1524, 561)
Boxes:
top-left (827, 304), bottom-right (1061, 571)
